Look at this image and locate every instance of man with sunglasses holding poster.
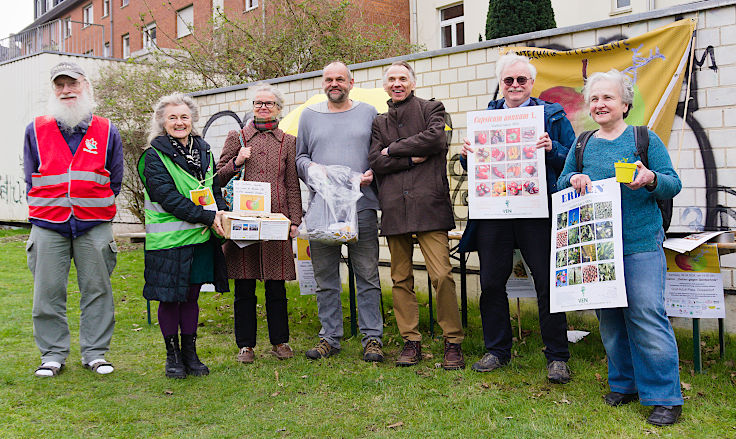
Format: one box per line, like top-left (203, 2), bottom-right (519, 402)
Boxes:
top-left (460, 53), bottom-right (575, 383)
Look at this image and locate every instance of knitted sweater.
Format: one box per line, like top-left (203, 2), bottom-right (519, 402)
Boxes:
top-left (557, 126), bottom-right (681, 255)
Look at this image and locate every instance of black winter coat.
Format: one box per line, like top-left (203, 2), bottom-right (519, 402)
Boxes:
top-left (141, 135), bottom-right (229, 302)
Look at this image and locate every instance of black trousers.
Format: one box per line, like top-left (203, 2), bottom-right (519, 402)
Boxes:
top-left (476, 217), bottom-right (570, 363)
top-left (233, 279), bottom-right (289, 348)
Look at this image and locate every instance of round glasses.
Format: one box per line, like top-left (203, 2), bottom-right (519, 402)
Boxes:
top-left (502, 76), bottom-right (530, 86)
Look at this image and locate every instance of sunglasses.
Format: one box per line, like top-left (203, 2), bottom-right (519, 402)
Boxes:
top-left (502, 76), bottom-right (530, 86)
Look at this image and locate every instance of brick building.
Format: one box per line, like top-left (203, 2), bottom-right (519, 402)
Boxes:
top-left (24, 0), bottom-right (410, 60)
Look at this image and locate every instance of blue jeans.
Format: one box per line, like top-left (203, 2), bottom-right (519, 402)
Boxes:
top-left (309, 209), bottom-right (383, 349)
top-left (597, 237), bottom-right (683, 406)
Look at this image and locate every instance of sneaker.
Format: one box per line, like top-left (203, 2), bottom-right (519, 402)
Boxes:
top-left (305, 339), bottom-right (338, 360)
top-left (270, 343), bottom-right (294, 360)
top-left (442, 340), bottom-right (465, 370)
top-left (363, 339), bottom-right (384, 362)
top-left (471, 352), bottom-right (506, 372)
top-left (547, 360), bottom-right (571, 384)
top-left (237, 347), bottom-right (255, 364)
top-left (647, 405), bottom-right (682, 426)
top-left (396, 340), bottom-right (421, 367)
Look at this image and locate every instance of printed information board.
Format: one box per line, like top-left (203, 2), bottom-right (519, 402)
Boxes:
top-left (664, 244), bottom-right (726, 318)
top-left (466, 106), bottom-right (548, 219)
top-left (550, 178), bottom-right (627, 312)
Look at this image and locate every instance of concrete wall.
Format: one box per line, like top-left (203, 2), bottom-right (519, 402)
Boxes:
top-left (191, 0), bottom-right (736, 332)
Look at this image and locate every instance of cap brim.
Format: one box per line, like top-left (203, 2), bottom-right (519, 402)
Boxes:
top-left (51, 71), bottom-right (83, 81)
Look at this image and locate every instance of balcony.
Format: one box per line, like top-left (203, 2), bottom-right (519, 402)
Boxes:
top-left (0, 19), bottom-right (106, 63)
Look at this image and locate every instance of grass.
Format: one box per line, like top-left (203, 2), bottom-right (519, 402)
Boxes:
top-left (0, 233), bottom-right (735, 438)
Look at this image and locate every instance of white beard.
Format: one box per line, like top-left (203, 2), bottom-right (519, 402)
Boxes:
top-left (47, 86), bottom-right (97, 130)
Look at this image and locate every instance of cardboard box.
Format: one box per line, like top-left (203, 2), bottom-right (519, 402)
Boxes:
top-left (222, 211), bottom-right (291, 241)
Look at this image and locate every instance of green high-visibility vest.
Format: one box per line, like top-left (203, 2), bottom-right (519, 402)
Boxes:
top-left (138, 147), bottom-right (215, 251)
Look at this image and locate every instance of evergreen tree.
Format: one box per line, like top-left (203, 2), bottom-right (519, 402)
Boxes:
top-left (486, 0), bottom-right (556, 40)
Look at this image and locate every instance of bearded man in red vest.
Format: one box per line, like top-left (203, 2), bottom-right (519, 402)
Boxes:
top-left (24, 62), bottom-right (124, 377)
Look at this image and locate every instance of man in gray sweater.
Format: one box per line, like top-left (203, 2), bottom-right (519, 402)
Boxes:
top-left (295, 61), bottom-right (384, 362)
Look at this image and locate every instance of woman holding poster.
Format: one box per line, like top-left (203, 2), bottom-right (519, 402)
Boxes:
top-left (139, 93), bottom-right (229, 379)
top-left (557, 69), bottom-right (683, 426)
top-left (217, 83), bottom-right (302, 364)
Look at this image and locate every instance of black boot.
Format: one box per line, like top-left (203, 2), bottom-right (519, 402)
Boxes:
top-left (180, 333), bottom-right (209, 376)
top-left (164, 334), bottom-right (186, 379)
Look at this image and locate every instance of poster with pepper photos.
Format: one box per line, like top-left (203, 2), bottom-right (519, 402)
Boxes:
top-left (466, 106), bottom-right (548, 219)
top-left (550, 177), bottom-right (627, 312)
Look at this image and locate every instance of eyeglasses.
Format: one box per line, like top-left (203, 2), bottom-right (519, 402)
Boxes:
top-left (253, 101), bottom-right (278, 109)
top-left (502, 76), bottom-right (530, 86)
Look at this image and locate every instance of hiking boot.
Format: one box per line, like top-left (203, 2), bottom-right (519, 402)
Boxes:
top-left (471, 352), bottom-right (506, 372)
top-left (396, 340), bottom-right (421, 367)
top-left (180, 333), bottom-right (210, 376)
top-left (363, 339), bottom-right (384, 362)
top-left (604, 391), bottom-right (639, 406)
top-left (647, 405), bottom-right (682, 426)
top-left (442, 340), bottom-right (465, 370)
top-left (305, 339), bottom-right (338, 359)
top-left (270, 343), bottom-right (294, 360)
top-left (237, 347), bottom-right (255, 364)
top-left (547, 360), bottom-right (571, 384)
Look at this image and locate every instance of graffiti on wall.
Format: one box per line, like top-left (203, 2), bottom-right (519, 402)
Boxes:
top-left (447, 32), bottom-right (731, 232)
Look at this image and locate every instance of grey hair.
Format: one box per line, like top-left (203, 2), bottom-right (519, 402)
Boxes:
top-left (147, 92), bottom-right (200, 144)
top-left (383, 60), bottom-right (416, 84)
top-left (495, 52), bottom-right (537, 81)
top-left (323, 61), bottom-right (353, 81)
top-left (248, 82), bottom-right (285, 110)
top-left (583, 69), bottom-right (634, 117)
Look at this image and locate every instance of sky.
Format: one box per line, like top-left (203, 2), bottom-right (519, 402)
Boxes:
top-left (0, 3), bottom-right (34, 40)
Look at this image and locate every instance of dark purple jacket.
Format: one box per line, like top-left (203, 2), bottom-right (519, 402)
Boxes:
top-left (23, 116), bottom-right (124, 238)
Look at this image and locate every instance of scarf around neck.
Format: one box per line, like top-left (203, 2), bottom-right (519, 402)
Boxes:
top-left (253, 116), bottom-right (279, 132)
top-left (167, 134), bottom-right (203, 181)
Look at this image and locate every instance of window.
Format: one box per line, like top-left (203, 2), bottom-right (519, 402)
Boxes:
top-left (122, 33), bottom-right (130, 58)
top-left (104, 42), bottom-right (110, 57)
top-left (177, 5), bottom-right (194, 38)
top-left (612, 0), bottom-right (631, 13)
top-left (102, 0), bottom-right (110, 17)
top-left (440, 3), bottom-right (464, 48)
top-left (121, 0), bottom-right (129, 7)
top-left (83, 4), bottom-right (93, 27)
top-left (143, 22), bottom-right (157, 49)
top-left (245, 0), bottom-right (258, 11)
top-left (62, 17), bottom-right (72, 39)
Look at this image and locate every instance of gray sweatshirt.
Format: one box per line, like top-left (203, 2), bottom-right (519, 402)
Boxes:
top-left (295, 100), bottom-right (379, 212)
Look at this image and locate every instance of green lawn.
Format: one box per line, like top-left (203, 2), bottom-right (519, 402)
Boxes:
top-left (0, 233), bottom-right (734, 438)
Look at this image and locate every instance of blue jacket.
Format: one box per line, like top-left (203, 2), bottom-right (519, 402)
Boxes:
top-left (458, 97), bottom-right (576, 253)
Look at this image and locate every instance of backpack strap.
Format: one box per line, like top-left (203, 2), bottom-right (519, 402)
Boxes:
top-left (633, 126), bottom-right (650, 168)
top-left (574, 130), bottom-right (597, 173)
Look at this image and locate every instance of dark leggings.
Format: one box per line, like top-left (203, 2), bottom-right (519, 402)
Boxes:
top-left (234, 279), bottom-right (289, 348)
top-left (158, 284), bottom-right (201, 337)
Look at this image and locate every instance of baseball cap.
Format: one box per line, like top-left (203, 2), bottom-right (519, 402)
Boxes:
top-left (50, 62), bottom-right (86, 81)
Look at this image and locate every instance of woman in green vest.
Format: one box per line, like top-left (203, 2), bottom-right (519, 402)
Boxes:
top-left (139, 93), bottom-right (229, 379)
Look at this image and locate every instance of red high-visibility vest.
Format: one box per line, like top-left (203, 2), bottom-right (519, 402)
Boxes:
top-left (27, 115), bottom-right (117, 222)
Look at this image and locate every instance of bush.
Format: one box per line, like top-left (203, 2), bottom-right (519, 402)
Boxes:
top-left (486, 0), bottom-right (556, 40)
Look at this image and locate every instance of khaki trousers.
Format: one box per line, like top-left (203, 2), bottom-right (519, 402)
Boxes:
top-left (387, 231), bottom-right (464, 343)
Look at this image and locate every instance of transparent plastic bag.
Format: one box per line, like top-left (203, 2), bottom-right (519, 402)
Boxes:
top-left (301, 164), bottom-right (363, 244)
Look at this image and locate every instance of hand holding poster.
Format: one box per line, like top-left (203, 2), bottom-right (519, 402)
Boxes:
top-left (550, 177), bottom-right (627, 312)
top-left (466, 106), bottom-right (548, 219)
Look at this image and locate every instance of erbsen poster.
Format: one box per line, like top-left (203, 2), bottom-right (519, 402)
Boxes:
top-left (550, 177), bottom-right (627, 312)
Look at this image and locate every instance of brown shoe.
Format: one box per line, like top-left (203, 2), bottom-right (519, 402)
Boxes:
top-left (396, 340), bottom-right (421, 367)
top-left (237, 347), bottom-right (255, 364)
top-left (270, 343), bottom-right (294, 360)
top-left (442, 340), bottom-right (465, 370)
